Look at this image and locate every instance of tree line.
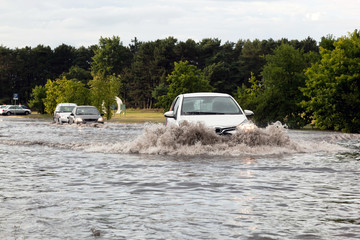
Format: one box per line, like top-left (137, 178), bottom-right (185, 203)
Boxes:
top-left (0, 30), bottom-right (359, 132)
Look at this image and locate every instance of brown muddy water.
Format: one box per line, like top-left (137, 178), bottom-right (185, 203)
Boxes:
top-left (0, 116), bottom-right (360, 239)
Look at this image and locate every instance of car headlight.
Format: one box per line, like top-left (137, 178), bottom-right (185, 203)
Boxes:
top-left (237, 120), bottom-right (257, 132)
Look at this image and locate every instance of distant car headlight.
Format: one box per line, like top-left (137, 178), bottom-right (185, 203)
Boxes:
top-left (237, 120), bottom-right (257, 132)
top-left (75, 117), bottom-right (83, 123)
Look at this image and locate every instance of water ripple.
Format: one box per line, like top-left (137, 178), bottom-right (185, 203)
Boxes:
top-left (0, 117), bottom-right (360, 239)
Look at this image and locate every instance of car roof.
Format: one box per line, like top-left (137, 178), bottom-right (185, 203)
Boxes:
top-left (75, 105), bottom-right (97, 108)
top-left (182, 92), bottom-right (231, 98)
top-left (57, 103), bottom-right (77, 106)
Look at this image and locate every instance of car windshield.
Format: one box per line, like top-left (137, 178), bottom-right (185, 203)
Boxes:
top-left (59, 106), bottom-right (75, 112)
top-left (181, 96), bottom-right (242, 115)
top-left (76, 107), bottom-right (99, 115)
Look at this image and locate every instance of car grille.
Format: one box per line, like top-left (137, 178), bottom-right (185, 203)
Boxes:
top-left (215, 126), bottom-right (237, 135)
top-left (83, 119), bottom-right (98, 123)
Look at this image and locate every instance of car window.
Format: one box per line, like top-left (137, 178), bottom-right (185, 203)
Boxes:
top-left (181, 96), bottom-right (242, 115)
top-left (76, 107), bottom-right (99, 115)
top-left (60, 106), bottom-right (75, 112)
top-left (172, 97), bottom-right (180, 115)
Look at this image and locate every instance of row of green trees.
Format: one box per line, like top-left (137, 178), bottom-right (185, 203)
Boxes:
top-left (1, 30), bottom-right (359, 132)
top-left (237, 30), bottom-right (360, 132)
top-left (0, 44), bottom-right (94, 103)
top-left (1, 35), bottom-right (317, 106)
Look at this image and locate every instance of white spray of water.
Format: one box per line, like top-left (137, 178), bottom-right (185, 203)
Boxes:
top-left (1, 120), bottom-right (355, 156)
top-left (87, 121), bottom-right (351, 156)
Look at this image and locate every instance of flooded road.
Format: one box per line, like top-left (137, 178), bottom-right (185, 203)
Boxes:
top-left (0, 116), bottom-right (360, 239)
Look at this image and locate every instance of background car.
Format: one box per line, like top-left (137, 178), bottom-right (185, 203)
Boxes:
top-left (164, 92), bottom-right (254, 135)
top-left (1, 105), bottom-right (31, 115)
top-left (53, 103), bottom-right (77, 124)
top-left (68, 106), bottom-right (104, 124)
top-left (20, 105), bottom-right (30, 110)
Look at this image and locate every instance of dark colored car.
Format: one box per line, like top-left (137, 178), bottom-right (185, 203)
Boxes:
top-left (68, 106), bottom-right (104, 124)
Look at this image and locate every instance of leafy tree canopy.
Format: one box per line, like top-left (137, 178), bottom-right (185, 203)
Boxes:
top-left (43, 77), bottom-right (89, 114)
top-left (28, 85), bottom-right (47, 114)
top-left (157, 61), bottom-right (214, 110)
top-left (89, 74), bottom-right (121, 120)
top-left (301, 30), bottom-right (360, 133)
top-left (91, 36), bottom-right (132, 77)
top-left (239, 43), bottom-right (315, 128)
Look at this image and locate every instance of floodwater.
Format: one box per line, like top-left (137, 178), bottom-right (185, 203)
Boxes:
top-left (0, 116), bottom-right (359, 239)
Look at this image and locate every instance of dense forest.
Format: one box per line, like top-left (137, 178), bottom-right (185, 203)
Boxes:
top-left (1, 30), bottom-right (359, 132)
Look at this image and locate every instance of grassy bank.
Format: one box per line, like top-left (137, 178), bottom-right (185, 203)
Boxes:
top-left (108, 108), bottom-right (165, 124)
top-left (22, 108), bottom-right (165, 124)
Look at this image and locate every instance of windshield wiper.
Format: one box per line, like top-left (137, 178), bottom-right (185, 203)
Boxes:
top-left (184, 112), bottom-right (201, 115)
top-left (184, 112), bottom-right (226, 115)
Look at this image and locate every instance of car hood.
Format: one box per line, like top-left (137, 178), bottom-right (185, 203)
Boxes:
top-left (179, 114), bottom-right (247, 128)
top-left (59, 112), bottom-right (72, 117)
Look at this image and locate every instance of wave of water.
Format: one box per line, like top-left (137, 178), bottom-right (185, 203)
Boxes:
top-left (88, 121), bottom-right (353, 156)
top-left (1, 119), bottom-right (357, 156)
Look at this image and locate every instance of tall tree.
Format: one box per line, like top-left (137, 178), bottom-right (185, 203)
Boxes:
top-left (91, 36), bottom-right (132, 77)
top-left (127, 38), bottom-right (179, 108)
top-left (90, 36), bottom-right (131, 117)
top-left (60, 66), bottom-right (92, 84)
top-left (198, 38), bottom-right (222, 68)
top-left (51, 44), bottom-right (76, 76)
top-left (157, 61), bottom-right (214, 110)
top-left (89, 74), bottom-right (120, 120)
top-left (73, 46), bottom-right (95, 71)
top-left (174, 39), bottom-right (199, 65)
top-left (0, 46), bottom-right (15, 102)
top-left (28, 85), bottom-right (47, 114)
top-left (319, 34), bottom-right (336, 51)
top-left (203, 62), bottom-right (231, 93)
top-left (235, 39), bottom-right (278, 91)
top-left (301, 30), bottom-right (360, 132)
top-left (244, 44), bottom-right (315, 128)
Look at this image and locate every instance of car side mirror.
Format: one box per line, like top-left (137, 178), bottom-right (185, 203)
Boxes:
top-left (244, 110), bottom-right (254, 117)
top-left (164, 110), bottom-right (175, 119)
top-left (70, 113), bottom-right (74, 116)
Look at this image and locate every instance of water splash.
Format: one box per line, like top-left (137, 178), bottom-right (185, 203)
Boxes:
top-left (90, 121), bottom-right (304, 156)
top-left (1, 119), bottom-right (355, 156)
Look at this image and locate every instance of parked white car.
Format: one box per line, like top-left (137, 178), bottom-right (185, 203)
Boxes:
top-left (164, 92), bottom-right (254, 135)
top-left (53, 103), bottom-right (77, 124)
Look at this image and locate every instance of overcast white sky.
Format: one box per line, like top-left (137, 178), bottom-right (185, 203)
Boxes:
top-left (1, 0), bottom-right (359, 48)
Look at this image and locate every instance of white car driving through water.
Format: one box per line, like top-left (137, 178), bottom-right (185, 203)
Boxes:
top-left (164, 92), bottom-right (255, 135)
top-left (53, 103), bottom-right (77, 124)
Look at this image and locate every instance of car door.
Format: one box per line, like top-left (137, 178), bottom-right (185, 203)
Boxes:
top-left (16, 106), bottom-right (24, 114)
top-left (9, 106), bottom-right (16, 114)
